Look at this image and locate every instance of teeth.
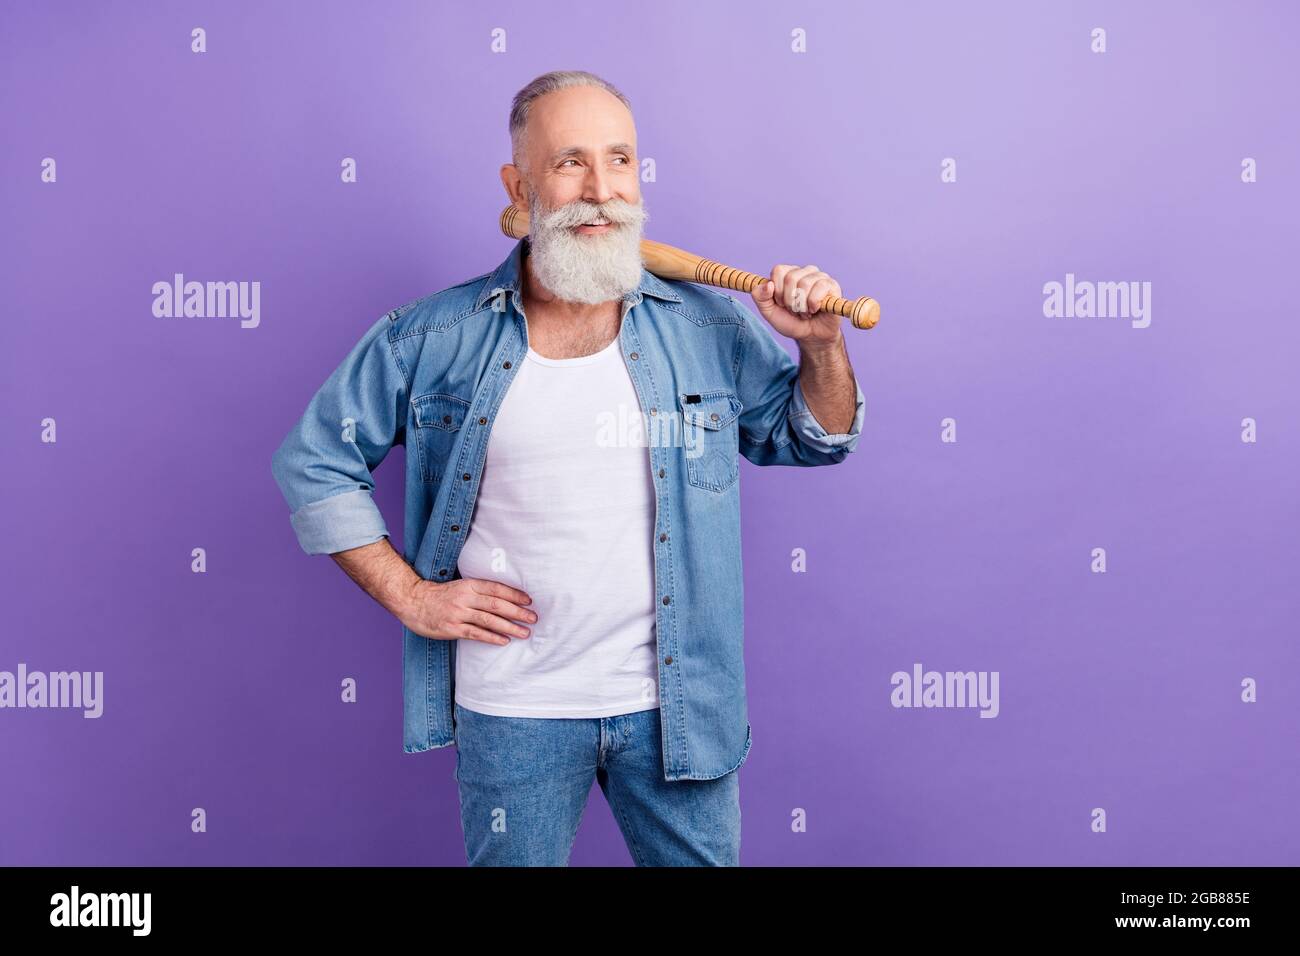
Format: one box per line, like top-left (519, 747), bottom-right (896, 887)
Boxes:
top-left (581, 218), bottom-right (610, 226)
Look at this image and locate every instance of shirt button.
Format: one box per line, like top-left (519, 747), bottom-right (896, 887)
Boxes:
top-left (462, 473), bottom-right (471, 481)
top-left (443, 414), bottom-right (452, 424)
top-left (664, 656), bottom-right (673, 665)
top-left (450, 525), bottom-right (460, 532)
top-left (658, 467), bottom-right (665, 478)
top-left (662, 595), bottom-right (671, 605)
top-left (438, 569), bottom-right (448, 577)
top-left (629, 351), bottom-right (639, 360)
top-left (478, 417), bottom-right (487, 425)
top-left (659, 533), bottom-right (667, 542)
top-left (503, 361), bottom-right (512, 369)
top-left (710, 412), bottom-right (719, 421)
top-left (650, 407), bottom-right (657, 415)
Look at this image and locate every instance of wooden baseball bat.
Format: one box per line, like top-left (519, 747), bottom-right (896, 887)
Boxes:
top-left (499, 204), bottom-right (880, 330)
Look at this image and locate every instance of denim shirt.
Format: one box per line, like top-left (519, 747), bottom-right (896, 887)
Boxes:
top-left (271, 236), bottom-right (866, 781)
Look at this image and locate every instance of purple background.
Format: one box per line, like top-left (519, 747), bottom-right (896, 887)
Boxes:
top-left (2, 0), bottom-right (1297, 866)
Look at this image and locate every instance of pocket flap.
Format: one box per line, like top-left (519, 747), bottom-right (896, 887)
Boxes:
top-left (678, 389), bottom-right (742, 430)
top-left (413, 393), bottom-right (470, 431)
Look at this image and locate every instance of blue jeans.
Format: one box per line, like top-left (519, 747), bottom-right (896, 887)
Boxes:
top-left (452, 702), bottom-right (742, 866)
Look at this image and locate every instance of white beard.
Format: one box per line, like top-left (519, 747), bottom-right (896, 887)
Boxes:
top-left (526, 192), bottom-right (649, 305)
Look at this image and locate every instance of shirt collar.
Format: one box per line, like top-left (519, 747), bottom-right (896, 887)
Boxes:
top-left (473, 234), bottom-right (683, 312)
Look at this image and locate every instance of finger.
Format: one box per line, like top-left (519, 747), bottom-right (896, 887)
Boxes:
top-left (470, 578), bottom-right (533, 607)
top-left (460, 623), bottom-right (511, 646)
top-left (466, 591), bottom-right (538, 624)
top-left (804, 277), bottom-right (838, 314)
top-left (769, 264), bottom-right (793, 303)
top-left (784, 266), bottom-right (822, 312)
top-left (465, 607), bottom-right (531, 639)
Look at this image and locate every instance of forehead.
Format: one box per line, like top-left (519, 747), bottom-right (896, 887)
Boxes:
top-left (526, 86), bottom-right (636, 157)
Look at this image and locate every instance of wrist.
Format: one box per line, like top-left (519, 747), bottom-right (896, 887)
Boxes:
top-left (798, 330), bottom-right (846, 363)
top-left (394, 574), bottom-right (432, 625)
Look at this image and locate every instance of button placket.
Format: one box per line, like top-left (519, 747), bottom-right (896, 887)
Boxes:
top-left (618, 310), bottom-right (682, 772)
top-left (430, 322), bottom-right (525, 585)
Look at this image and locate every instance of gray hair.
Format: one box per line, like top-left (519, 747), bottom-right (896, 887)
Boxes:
top-left (509, 70), bottom-right (633, 171)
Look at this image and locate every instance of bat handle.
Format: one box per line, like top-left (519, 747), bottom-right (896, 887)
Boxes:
top-left (693, 258), bottom-right (880, 330)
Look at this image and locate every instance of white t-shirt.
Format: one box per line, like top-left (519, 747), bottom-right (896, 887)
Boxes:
top-left (453, 332), bottom-right (660, 718)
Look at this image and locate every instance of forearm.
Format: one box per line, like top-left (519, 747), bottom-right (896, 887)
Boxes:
top-left (329, 537), bottom-right (421, 623)
top-left (796, 332), bottom-right (858, 434)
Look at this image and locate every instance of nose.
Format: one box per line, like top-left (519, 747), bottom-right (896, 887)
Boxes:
top-left (582, 164), bottom-right (614, 208)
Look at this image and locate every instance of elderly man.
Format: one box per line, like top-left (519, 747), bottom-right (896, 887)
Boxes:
top-left (272, 69), bottom-right (866, 866)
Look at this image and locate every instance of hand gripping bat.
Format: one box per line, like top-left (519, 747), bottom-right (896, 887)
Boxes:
top-left (499, 205), bottom-right (880, 330)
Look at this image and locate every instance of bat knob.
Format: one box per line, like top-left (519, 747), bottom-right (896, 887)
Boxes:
top-left (850, 296), bottom-right (880, 330)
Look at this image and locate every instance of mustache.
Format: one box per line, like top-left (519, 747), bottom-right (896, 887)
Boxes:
top-left (534, 197), bottom-right (647, 230)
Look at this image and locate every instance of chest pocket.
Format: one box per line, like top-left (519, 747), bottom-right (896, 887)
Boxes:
top-left (412, 392), bottom-right (471, 486)
top-left (678, 389), bottom-right (743, 492)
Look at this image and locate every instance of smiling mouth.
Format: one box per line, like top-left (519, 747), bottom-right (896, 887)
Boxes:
top-left (574, 217), bottom-right (613, 230)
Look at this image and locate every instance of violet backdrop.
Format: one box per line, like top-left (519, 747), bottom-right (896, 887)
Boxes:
top-left (2, 0), bottom-right (1297, 865)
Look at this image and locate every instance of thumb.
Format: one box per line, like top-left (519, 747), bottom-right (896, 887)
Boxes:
top-left (752, 279), bottom-right (776, 314)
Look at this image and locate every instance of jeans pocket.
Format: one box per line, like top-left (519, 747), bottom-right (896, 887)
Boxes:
top-left (412, 392), bottom-right (470, 487)
top-left (678, 389), bottom-right (742, 492)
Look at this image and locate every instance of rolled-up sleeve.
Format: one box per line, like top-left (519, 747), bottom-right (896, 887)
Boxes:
top-left (271, 314), bottom-right (408, 554)
top-left (729, 294), bottom-right (866, 467)
top-left (288, 488), bottom-right (389, 555)
top-left (788, 375), bottom-right (866, 453)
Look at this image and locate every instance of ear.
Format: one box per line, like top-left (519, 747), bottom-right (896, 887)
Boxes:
top-left (500, 163), bottom-right (528, 209)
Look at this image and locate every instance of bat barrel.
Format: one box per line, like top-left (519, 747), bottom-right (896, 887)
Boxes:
top-left (500, 204), bottom-right (527, 239)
